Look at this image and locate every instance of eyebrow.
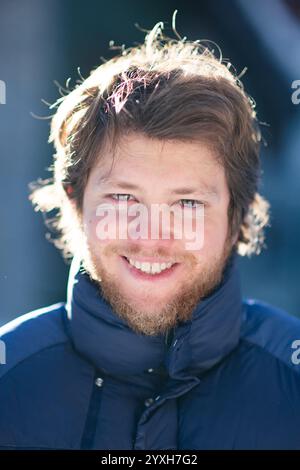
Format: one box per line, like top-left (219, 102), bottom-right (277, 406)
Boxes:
top-left (98, 178), bottom-right (219, 198)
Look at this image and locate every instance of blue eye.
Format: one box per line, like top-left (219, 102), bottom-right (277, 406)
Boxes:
top-left (180, 199), bottom-right (204, 209)
top-left (110, 194), bottom-right (135, 201)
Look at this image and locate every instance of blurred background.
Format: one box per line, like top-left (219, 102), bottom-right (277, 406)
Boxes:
top-left (0, 0), bottom-right (299, 326)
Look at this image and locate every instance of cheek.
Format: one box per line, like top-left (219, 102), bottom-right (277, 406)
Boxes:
top-left (82, 210), bottom-right (104, 249)
top-left (82, 207), bottom-right (123, 253)
top-left (82, 206), bottom-right (97, 238)
top-left (202, 211), bottom-right (229, 254)
top-left (82, 216), bottom-right (113, 260)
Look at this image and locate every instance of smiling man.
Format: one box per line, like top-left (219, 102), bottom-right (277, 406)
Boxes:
top-left (80, 133), bottom-right (233, 337)
top-left (0, 20), bottom-right (300, 450)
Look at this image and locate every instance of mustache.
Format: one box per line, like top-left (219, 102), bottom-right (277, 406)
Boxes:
top-left (103, 243), bottom-right (199, 266)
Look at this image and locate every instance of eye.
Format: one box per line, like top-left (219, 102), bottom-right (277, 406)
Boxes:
top-left (180, 199), bottom-right (205, 209)
top-left (109, 193), bottom-right (136, 202)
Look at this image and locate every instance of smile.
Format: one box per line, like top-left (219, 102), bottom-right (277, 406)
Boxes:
top-left (121, 256), bottom-right (180, 280)
top-left (127, 258), bottom-right (175, 274)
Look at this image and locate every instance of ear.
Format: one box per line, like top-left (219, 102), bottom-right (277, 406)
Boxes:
top-left (65, 184), bottom-right (74, 196)
top-left (229, 229), bottom-right (240, 248)
top-left (64, 184), bottom-right (77, 209)
top-left (233, 231), bottom-right (239, 245)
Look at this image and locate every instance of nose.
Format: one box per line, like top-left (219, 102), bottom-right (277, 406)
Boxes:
top-left (123, 203), bottom-right (182, 257)
top-left (126, 202), bottom-right (180, 242)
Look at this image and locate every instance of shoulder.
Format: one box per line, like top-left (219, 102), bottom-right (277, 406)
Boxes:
top-left (0, 302), bottom-right (70, 380)
top-left (241, 298), bottom-right (300, 376)
top-left (0, 304), bottom-right (94, 449)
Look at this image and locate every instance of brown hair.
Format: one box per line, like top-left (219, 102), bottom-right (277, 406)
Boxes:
top-left (30, 19), bottom-right (270, 259)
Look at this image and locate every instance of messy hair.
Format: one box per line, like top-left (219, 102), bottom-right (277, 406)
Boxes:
top-left (29, 16), bottom-right (270, 260)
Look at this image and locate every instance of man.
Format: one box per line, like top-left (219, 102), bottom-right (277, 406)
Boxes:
top-left (0, 20), bottom-right (300, 450)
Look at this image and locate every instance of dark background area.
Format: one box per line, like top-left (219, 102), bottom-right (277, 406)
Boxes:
top-left (0, 0), bottom-right (299, 326)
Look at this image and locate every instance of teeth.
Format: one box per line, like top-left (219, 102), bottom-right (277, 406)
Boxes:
top-left (128, 258), bottom-right (174, 274)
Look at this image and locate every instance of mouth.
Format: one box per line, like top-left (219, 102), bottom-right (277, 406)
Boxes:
top-left (120, 256), bottom-right (180, 281)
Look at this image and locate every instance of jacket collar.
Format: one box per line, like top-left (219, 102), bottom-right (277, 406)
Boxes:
top-left (65, 251), bottom-right (242, 380)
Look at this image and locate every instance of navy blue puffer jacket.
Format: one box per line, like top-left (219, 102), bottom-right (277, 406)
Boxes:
top-left (0, 252), bottom-right (300, 450)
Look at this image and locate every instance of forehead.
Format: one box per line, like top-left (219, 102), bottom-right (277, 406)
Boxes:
top-left (92, 132), bottom-right (224, 184)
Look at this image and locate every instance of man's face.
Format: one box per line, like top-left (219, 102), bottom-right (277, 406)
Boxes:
top-left (81, 132), bottom-right (234, 336)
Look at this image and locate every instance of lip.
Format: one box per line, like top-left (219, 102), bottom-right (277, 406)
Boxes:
top-left (120, 256), bottom-right (180, 281)
top-left (124, 256), bottom-right (175, 264)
